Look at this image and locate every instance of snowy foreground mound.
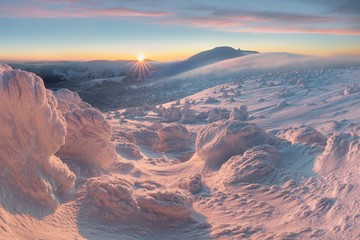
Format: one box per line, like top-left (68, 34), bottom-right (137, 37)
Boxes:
top-left (0, 64), bottom-right (75, 207)
top-left (0, 64), bottom-right (115, 208)
top-left (0, 64), bottom-right (195, 231)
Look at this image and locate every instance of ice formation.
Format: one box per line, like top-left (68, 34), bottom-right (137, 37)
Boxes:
top-left (220, 145), bottom-right (279, 185)
top-left (0, 64), bottom-right (75, 207)
top-left (229, 105), bottom-right (248, 121)
top-left (314, 133), bottom-right (360, 174)
top-left (196, 120), bottom-right (268, 167)
top-left (157, 124), bottom-right (192, 153)
top-left (177, 174), bottom-right (203, 194)
top-left (79, 175), bottom-right (194, 222)
top-left (78, 176), bottom-right (140, 221)
top-left (276, 126), bottom-right (327, 146)
top-left (135, 188), bottom-right (193, 221)
top-left (130, 129), bottom-right (159, 150)
top-left (54, 89), bottom-right (117, 168)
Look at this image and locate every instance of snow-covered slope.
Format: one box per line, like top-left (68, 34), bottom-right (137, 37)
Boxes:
top-left (157, 46), bottom-right (258, 77)
top-left (1, 55), bottom-right (360, 239)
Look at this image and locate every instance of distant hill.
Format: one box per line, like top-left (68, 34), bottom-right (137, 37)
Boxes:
top-left (157, 46), bottom-right (258, 77)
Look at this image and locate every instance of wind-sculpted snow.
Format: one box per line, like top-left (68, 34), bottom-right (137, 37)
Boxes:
top-left (343, 84), bottom-right (360, 96)
top-left (0, 64), bottom-right (75, 208)
top-left (79, 175), bottom-right (194, 223)
top-left (54, 89), bottom-right (117, 168)
top-left (314, 133), bottom-right (360, 174)
top-left (54, 88), bottom-right (91, 109)
top-left (229, 105), bottom-right (248, 121)
top-left (135, 188), bottom-right (193, 221)
top-left (177, 174), bottom-right (203, 194)
top-left (276, 126), bottom-right (327, 146)
top-left (196, 120), bottom-right (268, 167)
top-left (157, 124), bottom-right (192, 153)
top-left (220, 145), bottom-right (279, 185)
top-left (78, 176), bottom-right (140, 221)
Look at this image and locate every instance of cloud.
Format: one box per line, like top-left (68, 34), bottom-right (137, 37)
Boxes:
top-left (1, 0), bottom-right (359, 36)
top-left (0, 4), bottom-right (171, 18)
top-left (167, 10), bottom-right (360, 35)
top-left (235, 26), bottom-right (360, 35)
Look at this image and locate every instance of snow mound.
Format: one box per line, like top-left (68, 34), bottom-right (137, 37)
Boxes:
top-left (149, 121), bottom-right (163, 130)
top-left (343, 84), bottom-right (360, 96)
top-left (135, 188), bottom-right (193, 221)
top-left (157, 124), bottom-right (192, 153)
top-left (229, 105), bottom-right (248, 121)
top-left (0, 64), bottom-right (75, 208)
top-left (314, 133), bottom-right (360, 174)
top-left (123, 107), bottom-right (146, 117)
top-left (196, 120), bottom-right (268, 168)
top-left (79, 175), bottom-right (194, 222)
top-left (78, 176), bottom-right (140, 221)
top-left (276, 126), bottom-right (327, 146)
top-left (115, 141), bottom-right (143, 160)
top-left (276, 88), bottom-right (293, 98)
top-left (219, 145), bottom-right (279, 185)
top-left (207, 108), bottom-right (230, 122)
top-left (54, 88), bottom-right (91, 109)
top-left (131, 129), bottom-right (159, 150)
top-left (54, 89), bottom-right (117, 168)
top-left (179, 111), bottom-right (197, 124)
top-left (177, 174), bottom-right (203, 194)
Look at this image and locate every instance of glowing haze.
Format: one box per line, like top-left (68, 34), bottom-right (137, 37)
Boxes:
top-left (1, 0), bottom-right (359, 61)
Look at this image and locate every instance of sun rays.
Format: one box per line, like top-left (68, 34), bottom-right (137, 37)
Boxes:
top-left (127, 53), bottom-right (154, 81)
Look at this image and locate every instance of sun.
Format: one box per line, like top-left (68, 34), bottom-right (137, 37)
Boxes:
top-left (137, 53), bottom-right (145, 62)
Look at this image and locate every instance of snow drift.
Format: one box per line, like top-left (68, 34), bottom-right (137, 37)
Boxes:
top-left (79, 175), bottom-right (194, 223)
top-left (196, 120), bottom-right (268, 168)
top-left (220, 145), bottom-right (279, 185)
top-left (157, 124), bottom-right (192, 153)
top-left (54, 89), bottom-right (117, 168)
top-left (314, 133), bottom-right (360, 174)
top-left (276, 126), bottom-right (327, 146)
top-left (0, 64), bottom-right (75, 208)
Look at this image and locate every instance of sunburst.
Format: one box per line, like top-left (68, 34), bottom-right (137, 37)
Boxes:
top-left (127, 53), bottom-right (154, 81)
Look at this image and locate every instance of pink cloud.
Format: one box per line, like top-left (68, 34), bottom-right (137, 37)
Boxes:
top-left (168, 16), bottom-right (360, 36)
top-left (235, 26), bottom-right (360, 35)
top-left (0, 6), bottom-right (170, 18)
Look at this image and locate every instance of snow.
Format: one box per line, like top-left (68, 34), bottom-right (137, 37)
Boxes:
top-left (276, 126), bottom-right (327, 146)
top-left (219, 144), bottom-right (279, 185)
top-left (1, 54), bottom-right (360, 239)
top-left (0, 64), bottom-right (75, 208)
top-left (54, 89), bottom-right (117, 168)
top-left (157, 124), bottom-right (192, 153)
top-left (196, 120), bottom-right (268, 168)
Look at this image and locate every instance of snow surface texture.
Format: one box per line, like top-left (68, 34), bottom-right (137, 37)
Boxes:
top-left (1, 55), bottom-right (360, 239)
top-left (220, 144), bottom-right (279, 185)
top-left (314, 133), bottom-right (360, 174)
top-left (196, 120), bottom-right (268, 168)
top-left (157, 124), bottom-right (192, 153)
top-left (0, 64), bottom-right (75, 208)
top-left (79, 175), bottom-right (194, 223)
top-left (276, 126), bottom-right (327, 146)
top-left (54, 89), bottom-right (117, 168)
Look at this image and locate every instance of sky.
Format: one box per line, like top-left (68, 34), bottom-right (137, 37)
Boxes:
top-left (0, 0), bottom-right (359, 61)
